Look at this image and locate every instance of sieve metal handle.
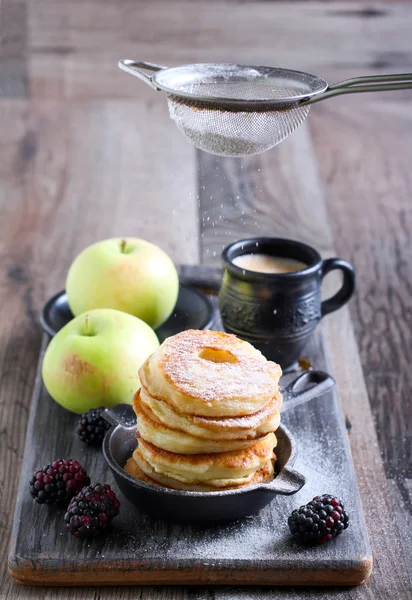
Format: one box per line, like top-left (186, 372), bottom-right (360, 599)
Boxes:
top-left (118, 60), bottom-right (168, 90)
top-left (304, 72), bottom-right (412, 104)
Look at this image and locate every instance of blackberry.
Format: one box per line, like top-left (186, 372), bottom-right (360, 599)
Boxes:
top-left (76, 407), bottom-right (110, 446)
top-left (29, 459), bottom-right (90, 505)
top-left (64, 483), bottom-right (120, 539)
top-left (288, 494), bottom-right (349, 544)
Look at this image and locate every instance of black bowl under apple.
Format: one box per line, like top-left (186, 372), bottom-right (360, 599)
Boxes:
top-left (40, 283), bottom-right (215, 342)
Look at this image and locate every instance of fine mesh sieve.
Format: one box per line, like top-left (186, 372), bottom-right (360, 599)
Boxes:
top-left (167, 88), bottom-right (310, 157)
top-left (119, 60), bottom-right (412, 157)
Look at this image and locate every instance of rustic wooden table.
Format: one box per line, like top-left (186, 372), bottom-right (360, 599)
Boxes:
top-left (1, 1), bottom-right (411, 598)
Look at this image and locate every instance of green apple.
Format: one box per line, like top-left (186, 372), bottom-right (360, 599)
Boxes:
top-left (42, 308), bottom-right (159, 413)
top-left (66, 238), bottom-right (179, 330)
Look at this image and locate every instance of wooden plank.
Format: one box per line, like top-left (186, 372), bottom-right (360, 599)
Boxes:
top-left (8, 320), bottom-right (371, 587)
top-left (0, 98), bottom-right (198, 598)
top-left (0, 1), bottom-right (28, 97)
top-left (27, 1), bottom-right (412, 100)
top-left (0, 102), bottom-right (44, 600)
top-left (19, 98), bottom-right (198, 299)
top-left (322, 311), bottom-right (412, 596)
top-left (197, 122), bottom-right (411, 596)
top-left (310, 98), bottom-right (412, 481)
top-left (310, 96), bottom-right (412, 587)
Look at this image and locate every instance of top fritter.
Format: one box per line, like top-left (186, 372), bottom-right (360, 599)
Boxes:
top-left (138, 329), bottom-right (282, 417)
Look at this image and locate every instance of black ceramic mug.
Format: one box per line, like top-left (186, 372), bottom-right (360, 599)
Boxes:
top-left (219, 237), bottom-right (355, 370)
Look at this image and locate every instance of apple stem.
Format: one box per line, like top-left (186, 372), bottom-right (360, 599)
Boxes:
top-left (85, 314), bottom-right (93, 336)
top-left (120, 239), bottom-right (127, 254)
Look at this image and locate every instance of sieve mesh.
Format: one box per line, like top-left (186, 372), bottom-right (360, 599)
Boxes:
top-left (167, 88), bottom-right (310, 157)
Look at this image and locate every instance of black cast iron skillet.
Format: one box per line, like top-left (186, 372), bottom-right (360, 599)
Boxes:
top-left (103, 371), bottom-right (334, 523)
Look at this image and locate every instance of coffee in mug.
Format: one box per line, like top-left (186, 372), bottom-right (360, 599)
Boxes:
top-left (232, 253), bottom-right (307, 274)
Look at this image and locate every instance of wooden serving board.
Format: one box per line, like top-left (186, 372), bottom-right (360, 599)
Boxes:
top-left (8, 275), bottom-right (372, 587)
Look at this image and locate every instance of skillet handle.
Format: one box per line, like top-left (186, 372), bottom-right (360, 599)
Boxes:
top-left (103, 403), bottom-right (136, 428)
top-left (281, 370), bottom-right (335, 413)
top-left (270, 467), bottom-right (306, 495)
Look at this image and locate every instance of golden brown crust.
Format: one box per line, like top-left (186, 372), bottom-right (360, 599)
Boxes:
top-left (135, 387), bottom-right (283, 435)
top-left (135, 433), bottom-right (276, 485)
top-left (133, 388), bottom-right (282, 452)
top-left (127, 452), bottom-right (276, 491)
top-left (124, 455), bottom-right (154, 483)
top-left (134, 393), bottom-right (271, 454)
top-left (138, 433), bottom-right (276, 469)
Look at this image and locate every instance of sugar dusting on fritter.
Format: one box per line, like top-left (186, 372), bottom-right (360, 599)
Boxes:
top-left (160, 329), bottom-right (281, 402)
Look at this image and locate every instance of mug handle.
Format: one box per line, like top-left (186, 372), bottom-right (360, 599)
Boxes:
top-left (321, 258), bottom-right (356, 317)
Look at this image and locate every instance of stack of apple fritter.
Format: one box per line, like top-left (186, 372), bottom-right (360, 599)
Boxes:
top-left (124, 329), bottom-right (282, 491)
